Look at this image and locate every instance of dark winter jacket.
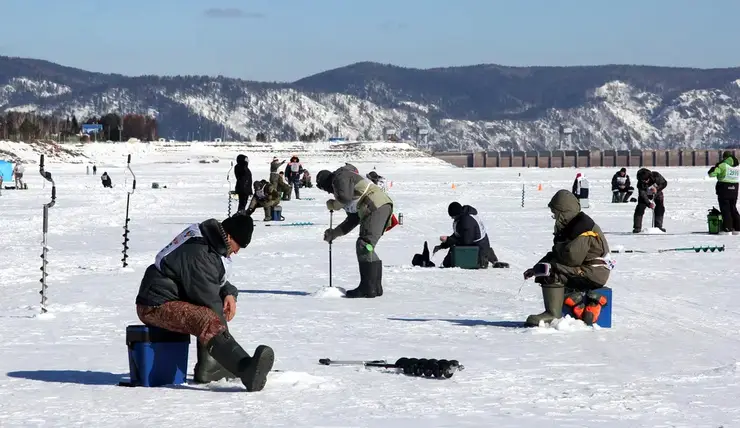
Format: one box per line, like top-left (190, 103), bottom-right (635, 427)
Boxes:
top-left (234, 155), bottom-right (252, 196)
top-left (285, 160), bottom-right (303, 184)
top-left (636, 168), bottom-right (667, 206)
top-left (439, 205), bottom-right (487, 249)
top-left (611, 171), bottom-right (632, 191)
top-left (439, 205), bottom-right (493, 267)
top-left (539, 190), bottom-right (611, 286)
top-left (246, 180), bottom-right (280, 214)
top-left (709, 155), bottom-right (740, 198)
top-left (136, 219), bottom-right (238, 323)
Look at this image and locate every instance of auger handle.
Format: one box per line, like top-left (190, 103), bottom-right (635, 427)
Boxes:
top-left (125, 154), bottom-right (137, 192)
top-left (39, 154), bottom-right (56, 207)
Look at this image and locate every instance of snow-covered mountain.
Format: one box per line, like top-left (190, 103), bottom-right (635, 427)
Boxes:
top-left (1, 56), bottom-right (740, 151)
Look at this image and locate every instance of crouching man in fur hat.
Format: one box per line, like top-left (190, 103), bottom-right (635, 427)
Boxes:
top-left (135, 214), bottom-right (274, 392)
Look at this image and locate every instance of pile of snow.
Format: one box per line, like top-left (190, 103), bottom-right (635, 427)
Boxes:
top-left (0, 140), bottom-right (87, 163)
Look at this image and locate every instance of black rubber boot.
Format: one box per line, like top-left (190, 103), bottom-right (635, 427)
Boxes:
top-left (345, 262), bottom-right (377, 298)
top-left (525, 283), bottom-right (565, 327)
top-left (371, 260), bottom-right (383, 297)
top-left (193, 341), bottom-right (235, 384)
top-left (633, 214), bottom-right (643, 232)
top-left (206, 331), bottom-right (274, 392)
top-left (654, 215), bottom-right (665, 231)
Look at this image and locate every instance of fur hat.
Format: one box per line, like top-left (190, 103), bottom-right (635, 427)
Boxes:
top-left (221, 215), bottom-right (254, 248)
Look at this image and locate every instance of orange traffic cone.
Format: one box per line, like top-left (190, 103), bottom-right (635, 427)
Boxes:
top-left (537, 183), bottom-right (542, 191)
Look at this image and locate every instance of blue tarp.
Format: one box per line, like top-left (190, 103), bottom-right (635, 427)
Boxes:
top-left (0, 160), bottom-right (12, 182)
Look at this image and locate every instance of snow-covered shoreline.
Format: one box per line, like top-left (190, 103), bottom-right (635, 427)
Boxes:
top-left (0, 140), bottom-right (443, 166)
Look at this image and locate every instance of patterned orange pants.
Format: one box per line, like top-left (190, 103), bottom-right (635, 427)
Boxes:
top-left (136, 301), bottom-right (226, 344)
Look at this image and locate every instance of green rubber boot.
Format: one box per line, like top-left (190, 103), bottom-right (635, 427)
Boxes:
top-left (525, 283), bottom-right (565, 327)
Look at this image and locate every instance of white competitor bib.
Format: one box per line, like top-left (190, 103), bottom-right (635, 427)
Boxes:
top-left (343, 180), bottom-right (374, 214)
top-left (726, 165), bottom-right (740, 183)
top-left (155, 224), bottom-right (201, 270)
top-left (220, 256), bottom-right (232, 285)
top-left (344, 199), bottom-right (359, 213)
top-left (155, 223), bottom-right (232, 285)
top-left (290, 163), bottom-right (300, 173)
top-left (594, 253), bottom-right (616, 271)
top-left (452, 214), bottom-right (488, 242)
top-left (471, 214), bottom-right (488, 242)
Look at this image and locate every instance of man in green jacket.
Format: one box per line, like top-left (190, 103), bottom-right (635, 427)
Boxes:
top-left (269, 157), bottom-right (291, 200)
top-left (316, 165), bottom-right (394, 298)
top-left (246, 180), bottom-right (281, 221)
top-left (523, 190), bottom-right (613, 326)
top-left (708, 151), bottom-right (740, 235)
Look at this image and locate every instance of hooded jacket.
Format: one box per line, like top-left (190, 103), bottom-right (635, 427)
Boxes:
top-left (285, 157), bottom-right (303, 183)
top-left (709, 154), bottom-right (740, 198)
top-left (539, 190), bottom-right (612, 287)
top-left (136, 219), bottom-right (239, 323)
top-left (442, 205), bottom-right (487, 248)
top-left (636, 168), bottom-right (667, 206)
top-left (319, 164), bottom-right (394, 235)
top-left (611, 170), bottom-right (631, 191)
top-left (438, 204), bottom-right (494, 267)
top-left (234, 154), bottom-right (252, 195)
top-left (246, 180), bottom-right (280, 213)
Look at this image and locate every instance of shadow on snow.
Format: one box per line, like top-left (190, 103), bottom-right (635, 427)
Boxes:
top-left (7, 370), bottom-right (125, 385)
top-left (238, 289), bottom-right (311, 296)
top-left (388, 317), bottom-right (527, 328)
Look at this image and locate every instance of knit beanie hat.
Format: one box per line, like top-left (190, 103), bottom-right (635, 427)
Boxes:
top-left (221, 215), bottom-right (254, 248)
top-left (448, 202), bottom-right (463, 217)
top-left (316, 170), bottom-right (333, 192)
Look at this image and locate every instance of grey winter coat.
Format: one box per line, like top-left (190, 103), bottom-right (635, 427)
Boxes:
top-left (136, 219), bottom-right (238, 322)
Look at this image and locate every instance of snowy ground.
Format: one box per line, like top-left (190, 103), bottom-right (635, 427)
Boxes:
top-left (1, 152), bottom-right (739, 427)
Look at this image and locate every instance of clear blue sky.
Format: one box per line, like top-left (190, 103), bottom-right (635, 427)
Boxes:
top-left (1, 0), bottom-right (738, 82)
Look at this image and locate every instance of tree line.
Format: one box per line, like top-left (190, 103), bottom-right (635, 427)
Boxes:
top-left (0, 112), bottom-right (158, 142)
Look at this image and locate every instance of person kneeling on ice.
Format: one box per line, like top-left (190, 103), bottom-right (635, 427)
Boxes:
top-left (523, 190), bottom-right (614, 327)
top-left (135, 214), bottom-right (274, 392)
top-left (611, 168), bottom-right (634, 203)
top-left (101, 171), bottom-right (113, 188)
top-left (317, 164), bottom-right (395, 298)
top-left (431, 202), bottom-right (508, 269)
top-left (300, 170), bottom-right (313, 188)
top-left (246, 180), bottom-right (281, 221)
